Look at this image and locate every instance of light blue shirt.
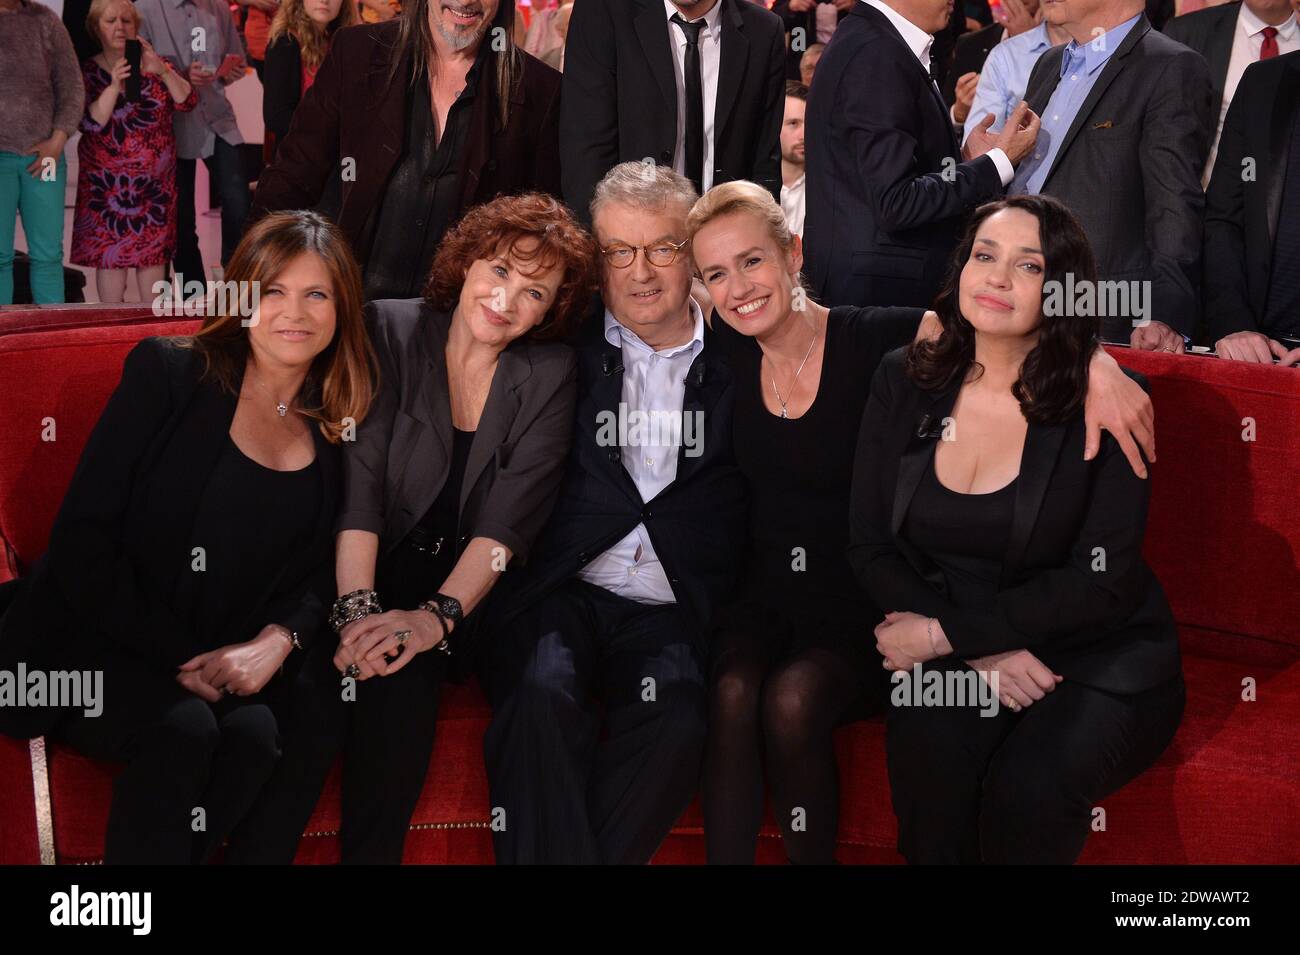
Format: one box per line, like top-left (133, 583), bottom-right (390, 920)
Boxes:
top-left (963, 23), bottom-right (1058, 147)
top-left (1009, 14), bottom-right (1141, 196)
top-left (576, 301), bottom-right (706, 605)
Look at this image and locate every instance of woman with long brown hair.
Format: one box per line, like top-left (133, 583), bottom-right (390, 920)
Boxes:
top-left (0, 210), bottom-right (374, 864)
top-left (262, 0), bottom-right (357, 149)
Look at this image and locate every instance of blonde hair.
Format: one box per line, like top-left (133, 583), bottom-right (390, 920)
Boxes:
top-left (269, 0), bottom-right (358, 71)
top-left (685, 180), bottom-right (796, 252)
top-left (86, 0), bottom-right (141, 49)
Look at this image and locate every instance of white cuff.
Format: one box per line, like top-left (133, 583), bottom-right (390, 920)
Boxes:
top-left (988, 148), bottom-right (1015, 186)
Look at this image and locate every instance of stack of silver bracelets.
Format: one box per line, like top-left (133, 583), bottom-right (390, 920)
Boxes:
top-left (329, 588), bottom-right (383, 634)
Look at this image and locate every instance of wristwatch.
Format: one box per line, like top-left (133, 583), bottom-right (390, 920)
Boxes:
top-left (425, 593), bottom-right (463, 627)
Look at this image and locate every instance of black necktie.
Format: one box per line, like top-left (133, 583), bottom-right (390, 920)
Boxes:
top-left (671, 13), bottom-right (705, 193)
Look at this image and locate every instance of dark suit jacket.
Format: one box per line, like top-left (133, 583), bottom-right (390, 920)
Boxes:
top-left (1203, 51), bottom-right (1300, 340)
top-left (1163, 1), bottom-right (1240, 120)
top-left (0, 339), bottom-right (342, 738)
top-left (940, 20), bottom-right (1002, 106)
top-left (486, 304), bottom-right (748, 636)
top-left (559, 0), bottom-right (786, 222)
top-left (250, 21), bottom-right (562, 264)
top-left (340, 300), bottom-right (577, 570)
top-left (1023, 16), bottom-right (1215, 340)
top-left (849, 349), bottom-right (1181, 696)
top-left (262, 34), bottom-right (305, 144)
top-left (804, 2), bottom-right (1003, 309)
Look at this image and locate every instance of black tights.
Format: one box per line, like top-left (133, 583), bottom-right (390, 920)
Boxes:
top-left (703, 627), bottom-right (882, 865)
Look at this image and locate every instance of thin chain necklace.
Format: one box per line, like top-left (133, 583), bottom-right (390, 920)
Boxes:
top-left (247, 372), bottom-right (293, 418)
top-left (769, 323), bottom-right (819, 419)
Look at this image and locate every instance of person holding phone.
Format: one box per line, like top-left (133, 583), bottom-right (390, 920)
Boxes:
top-left (135, 0), bottom-right (250, 284)
top-left (72, 0), bottom-right (195, 304)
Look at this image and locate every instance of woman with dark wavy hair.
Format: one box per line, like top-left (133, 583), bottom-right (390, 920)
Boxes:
top-left (0, 210), bottom-right (374, 863)
top-left (849, 194), bottom-right (1185, 864)
top-left (230, 192), bottom-right (598, 864)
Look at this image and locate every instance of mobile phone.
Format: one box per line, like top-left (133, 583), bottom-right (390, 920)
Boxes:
top-left (125, 38), bottom-right (142, 101)
top-left (215, 53), bottom-right (243, 80)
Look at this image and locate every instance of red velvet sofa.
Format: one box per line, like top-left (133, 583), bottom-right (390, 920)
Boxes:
top-left (1, 305), bottom-right (1297, 865)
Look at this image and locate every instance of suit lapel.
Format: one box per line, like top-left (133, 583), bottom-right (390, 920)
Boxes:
top-left (1205, 8), bottom-right (1237, 101)
top-left (1042, 17), bottom-right (1151, 190)
top-left (634, 0), bottom-right (679, 124)
top-left (461, 344), bottom-right (526, 514)
top-left (858, 3), bottom-right (955, 154)
top-left (890, 387), bottom-right (958, 538)
top-left (715, 0), bottom-right (748, 155)
top-left (673, 332), bottom-right (730, 487)
top-left (1265, 57), bottom-right (1300, 245)
top-left (999, 421), bottom-right (1068, 587)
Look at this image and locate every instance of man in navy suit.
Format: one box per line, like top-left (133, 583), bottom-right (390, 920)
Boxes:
top-left (803, 0), bottom-right (1040, 308)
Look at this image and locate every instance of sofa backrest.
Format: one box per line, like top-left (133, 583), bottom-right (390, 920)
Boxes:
top-left (0, 307), bottom-right (200, 580)
top-left (1109, 348), bottom-right (1300, 650)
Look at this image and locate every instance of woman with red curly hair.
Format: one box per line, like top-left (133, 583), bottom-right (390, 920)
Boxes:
top-left (228, 192), bottom-right (598, 864)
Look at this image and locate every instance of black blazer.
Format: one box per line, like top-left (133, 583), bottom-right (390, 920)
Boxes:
top-left (340, 300), bottom-right (576, 570)
top-left (1022, 16), bottom-right (1215, 340)
top-left (251, 21), bottom-right (562, 265)
top-left (1163, 1), bottom-right (1239, 118)
top-left (849, 349), bottom-right (1181, 696)
top-left (486, 303), bottom-right (748, 637)
top-left (1203, 52), bottom-right (1300, 341)
top-left (558, 0), bottom-right (786, 222)
top-left (940, 21), bottom-right (1003, 106)
top-left (803, 2), bottom-right (1003, 310)
top-left (0, 339), bottom-right (342, 737)
top-left (262, 33), bottom-right (305, 144)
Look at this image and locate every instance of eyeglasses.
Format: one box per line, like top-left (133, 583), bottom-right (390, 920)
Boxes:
top-left (599, 238), bottom-right (691, 269)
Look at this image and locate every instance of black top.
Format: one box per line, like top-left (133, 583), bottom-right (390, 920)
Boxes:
top-left (382, 427), bottom-right (475, 610)
top-left (364, 55), bottom-right (482, 300)
top-left (713, 305), bottom-right (921, 620)
top-left (901, 460), bottom-right (1017, 610)
top-left (178, 437), bottom-right (323, 651)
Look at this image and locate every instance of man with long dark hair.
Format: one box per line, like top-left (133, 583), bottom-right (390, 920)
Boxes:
top-left (250, 0), bottom-right (562, 299)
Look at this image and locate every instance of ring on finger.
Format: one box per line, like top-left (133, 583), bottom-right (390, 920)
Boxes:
top-left (394, 629), bottom-right (412, 647)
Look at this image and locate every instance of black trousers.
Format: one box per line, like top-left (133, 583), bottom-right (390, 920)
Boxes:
top-left (53, 643), bottom-right (281, 865)
top-left (481, 580), bottom-right (708, 864)
top-left (174, 137), bottom-right (251, 281)
top-left (225, 634), bottom-right (445, 864)
top-left (886, 658), bottom-right (1185, 864)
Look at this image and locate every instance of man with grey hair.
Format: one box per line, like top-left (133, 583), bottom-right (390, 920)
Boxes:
top-left (478, 161), bottom-right (747, 864)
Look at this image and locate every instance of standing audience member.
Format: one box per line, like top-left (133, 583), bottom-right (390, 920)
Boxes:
top-left (72, 0), bottom-right (196, 304)
top-left (779, 81), bottom-right (807, 235)
top-left (251, 0), bottom-right (562, 300)
top-left (1204, 51), bottom-right (1300, 364)
top-left (1164, 0), bottom-right (1299, 184)
top-left (799, 40), bottom-right (825, 84)
top-left (959, 0), bottom-right (1067, 144)
top-left (558, 0), bottom-right (787, 223)
top-left (803, 0), bottom-right (1039, 309)
top-left (237, 0), bottom-right (282, 80)
top-left (1011, 0), bottom-right (1214, 351)
top-left (0, 0), bottom-right (84, 305)
top-left (136, 0), bottom-right (251, 283)
top-left (263, 0), bottom-right (358, 146)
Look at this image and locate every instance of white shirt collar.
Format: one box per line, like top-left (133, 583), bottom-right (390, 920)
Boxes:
top-left (664, 0), bottom-right (724, 37)
top-left (1239, 2), bottom-right (1299, 41)
top-left (864, 0), bottom-right (934, 71)
top-left (604, 296), bottom-right (706, 356)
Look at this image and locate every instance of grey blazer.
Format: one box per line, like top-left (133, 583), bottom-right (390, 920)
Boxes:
top-left (337, 299), bottom-right (577, 566)
top-left (1023, 15), bottom-right (1215, 341)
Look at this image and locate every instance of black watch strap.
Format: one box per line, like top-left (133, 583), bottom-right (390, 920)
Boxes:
top-left (431, 592), bottom-right (463, 624)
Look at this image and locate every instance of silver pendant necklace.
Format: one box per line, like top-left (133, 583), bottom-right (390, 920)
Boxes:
top-left (248, 373), bottom-right (291, 417)
top-left (769, 325), bottom-right (819, 419)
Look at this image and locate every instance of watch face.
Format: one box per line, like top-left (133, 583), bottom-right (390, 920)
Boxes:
top-left (438, 596), bottom-right (463, 621)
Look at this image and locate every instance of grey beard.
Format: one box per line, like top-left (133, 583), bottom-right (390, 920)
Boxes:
top-left (434, 5), bottom-right (489, 52)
